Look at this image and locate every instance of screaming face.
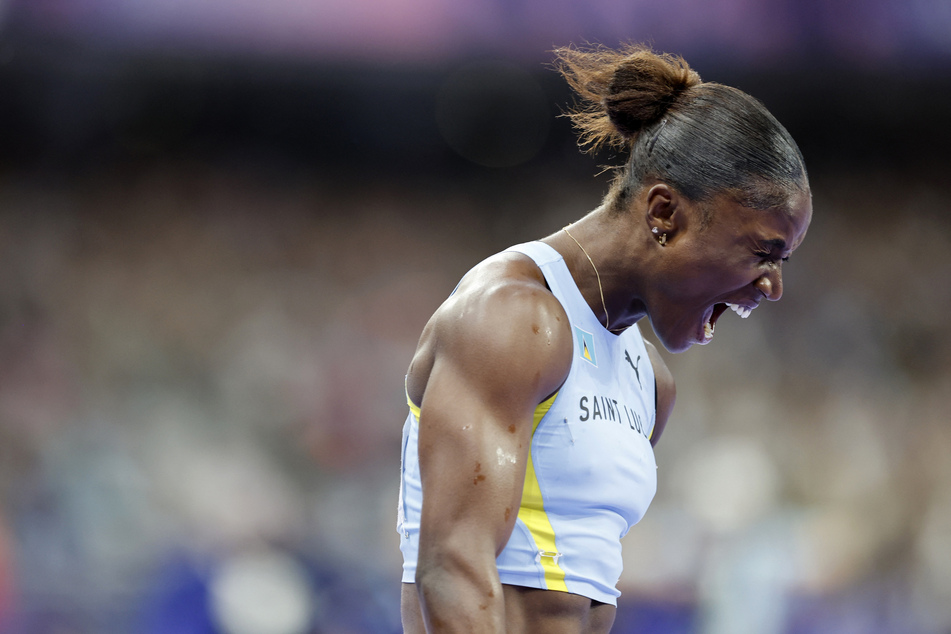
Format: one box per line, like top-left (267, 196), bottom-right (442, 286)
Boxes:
top-left (650, 190), bottom-right (812, 353)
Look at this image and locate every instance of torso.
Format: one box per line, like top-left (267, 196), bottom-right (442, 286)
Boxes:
top-left (491, 242), bottom-right (657, 603)
top-left (399, 243), bottom-right (660, 630)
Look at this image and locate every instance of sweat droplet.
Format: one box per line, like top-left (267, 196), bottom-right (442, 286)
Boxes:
top-left (497, 447), bottom-right (516, 466)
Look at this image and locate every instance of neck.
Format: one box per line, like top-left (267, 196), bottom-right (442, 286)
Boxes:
top-left (543, 208), bottom-right (649, 331)
top-left (562, 224), bottom-right (610, 329)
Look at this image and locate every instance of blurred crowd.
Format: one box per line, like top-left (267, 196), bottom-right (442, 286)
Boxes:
top-left (0, 158), bottom-right (949, 633)
top-left (2, 0), bottom-right (950, 629)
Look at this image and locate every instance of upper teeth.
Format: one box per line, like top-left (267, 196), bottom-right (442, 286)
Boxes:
top-left (725, 303), bottom-right (753, 319)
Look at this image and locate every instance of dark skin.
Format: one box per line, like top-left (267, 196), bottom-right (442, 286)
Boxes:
top-left (402, 183), bottom-right (812, 633)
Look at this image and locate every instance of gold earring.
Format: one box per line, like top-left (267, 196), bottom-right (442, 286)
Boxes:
top-left (652, 227), bottom-right (667, 246)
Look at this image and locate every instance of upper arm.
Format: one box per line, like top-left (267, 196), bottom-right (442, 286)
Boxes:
top-left (413, 271), bottom-right (574, 571)
top-left (645, 340), bottom-right (676, 447)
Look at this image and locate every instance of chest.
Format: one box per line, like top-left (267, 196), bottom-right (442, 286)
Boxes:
top-left (529, 329), bottom-right (657, 525)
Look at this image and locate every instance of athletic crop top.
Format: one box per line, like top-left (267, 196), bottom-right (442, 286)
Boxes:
top-left (397, 241), bottom-right (658, 605)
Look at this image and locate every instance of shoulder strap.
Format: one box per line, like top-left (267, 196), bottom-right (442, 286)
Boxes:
top-left (505, 241), bottom-right (564, 267)
top-left (505, 242), bottom-right (583, 314)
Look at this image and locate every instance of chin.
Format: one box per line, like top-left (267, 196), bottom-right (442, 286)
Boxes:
top-left (657, 333), bottom-right (693, 354)
top-left (651, 316), bottom-right (697, 353)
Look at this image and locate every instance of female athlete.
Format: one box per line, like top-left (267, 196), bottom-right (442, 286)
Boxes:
top-left (397, 44), bottom-right (812, 633)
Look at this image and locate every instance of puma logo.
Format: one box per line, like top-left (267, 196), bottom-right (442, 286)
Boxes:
top-left (624, 350), bottom-right (642, 389)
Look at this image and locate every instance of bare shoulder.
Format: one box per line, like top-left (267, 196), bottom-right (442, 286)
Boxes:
top-left (408, 251), bottom-right (574, 409)
top-left (644, 339), bottom-right (676, 446)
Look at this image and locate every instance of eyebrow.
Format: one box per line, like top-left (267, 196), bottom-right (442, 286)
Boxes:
top-left (762, 238), bottom-right (787, 251)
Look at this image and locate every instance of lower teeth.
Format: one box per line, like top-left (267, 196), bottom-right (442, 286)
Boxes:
top-left (704, 321), bottom-right (714, 340)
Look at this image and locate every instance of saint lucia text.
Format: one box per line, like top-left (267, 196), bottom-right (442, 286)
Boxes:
top-left (577, 395), bottom-right (650, 439)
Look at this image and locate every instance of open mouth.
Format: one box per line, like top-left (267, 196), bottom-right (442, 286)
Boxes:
top-left (701, 302), bottom-right (756, 343)
top-left (702, 303), bottom-right (729, 343)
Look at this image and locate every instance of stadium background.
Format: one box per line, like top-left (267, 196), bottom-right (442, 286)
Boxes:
top-left (1, 0), bottom-right (950, 632)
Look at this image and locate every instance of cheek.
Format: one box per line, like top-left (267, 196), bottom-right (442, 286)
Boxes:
top-left (662, 245), bottom-right (750, 303)
top-left (674, 265), bottom-right (729, 297)
top-left (679, 263), bottom-right (751, 302)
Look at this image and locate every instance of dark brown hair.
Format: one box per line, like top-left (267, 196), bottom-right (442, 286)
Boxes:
top-left (553, 44), bottom-right (809, 213)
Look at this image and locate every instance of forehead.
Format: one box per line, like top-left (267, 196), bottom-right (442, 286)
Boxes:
top-left (772, 190), bottom-right (812, 250)
top-left (716, 190), bottom-right (812, 251)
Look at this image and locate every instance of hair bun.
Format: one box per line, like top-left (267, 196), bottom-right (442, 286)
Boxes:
top-left (554, 44), bottom-right (701, 151)
top-left (604, 52), bottom-right (700, 137)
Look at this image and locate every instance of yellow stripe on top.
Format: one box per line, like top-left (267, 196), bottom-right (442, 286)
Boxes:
top-left (407, 388), bottom-right (421, 423)
top-left (517, 392), bottom-right (568, 592)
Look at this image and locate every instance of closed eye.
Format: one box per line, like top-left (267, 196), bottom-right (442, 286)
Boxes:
top-left (755, 251), bottom-right (789, 266)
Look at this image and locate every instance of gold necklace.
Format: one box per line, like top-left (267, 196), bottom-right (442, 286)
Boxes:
top-left (563, 226), bottom-right (609, 330)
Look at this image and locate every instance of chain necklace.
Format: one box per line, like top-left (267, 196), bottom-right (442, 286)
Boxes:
top-left (562, 226), bottom-right (610, 330)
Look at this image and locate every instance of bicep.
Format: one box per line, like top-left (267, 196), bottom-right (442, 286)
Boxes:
top-left (417, 358), bottom-right (533, 558)
top-left (415, 284), bottom-right (573, 563)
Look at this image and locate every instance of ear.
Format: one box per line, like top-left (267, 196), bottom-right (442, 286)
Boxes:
top-left (644, 183), bottom-right (686, 238)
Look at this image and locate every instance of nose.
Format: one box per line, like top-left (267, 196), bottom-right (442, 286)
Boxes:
top-left (754, 268), bottom-right (783, 301)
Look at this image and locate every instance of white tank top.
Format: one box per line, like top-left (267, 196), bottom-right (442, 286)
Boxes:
top-left (398, 241), bottom-right (658, 605)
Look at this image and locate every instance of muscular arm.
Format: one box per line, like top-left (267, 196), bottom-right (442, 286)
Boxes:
top-left (645, 340), bottom-right (676, 447)
top-left (409, 258), bottom-right (573, 632)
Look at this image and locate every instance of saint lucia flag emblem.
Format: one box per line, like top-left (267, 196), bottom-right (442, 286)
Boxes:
top-left (574, 326), bottom-right (597, 367)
